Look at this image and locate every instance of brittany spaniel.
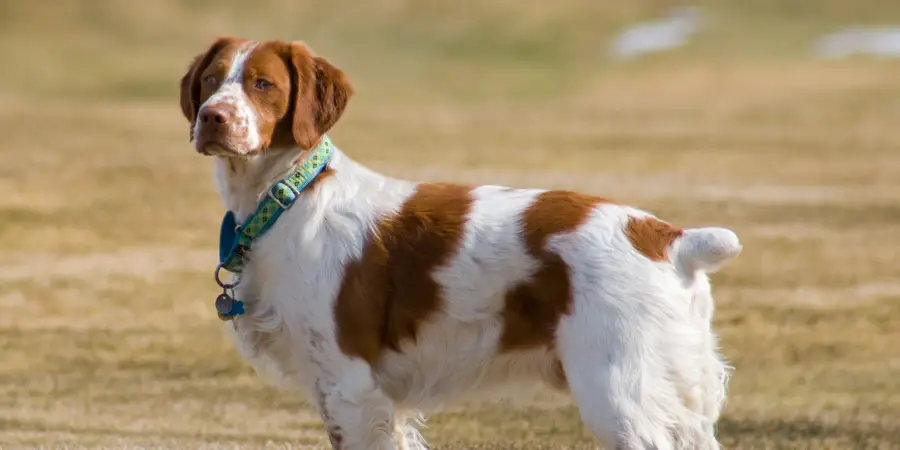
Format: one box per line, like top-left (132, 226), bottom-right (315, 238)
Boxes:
top-left (178, 36), bottom-right (742, 450)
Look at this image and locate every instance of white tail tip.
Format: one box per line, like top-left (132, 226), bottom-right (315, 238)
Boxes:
top-left (673, 227), bottom-right (742, 273)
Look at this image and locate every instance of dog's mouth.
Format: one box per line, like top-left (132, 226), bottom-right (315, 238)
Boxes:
top-left (198, 141), bottom-right (230, 156)
top-left (196, 140), bottom-right (247, 157)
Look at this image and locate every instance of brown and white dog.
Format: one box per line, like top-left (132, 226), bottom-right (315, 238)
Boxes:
top-left (179, 36), bottom-right (741, 450)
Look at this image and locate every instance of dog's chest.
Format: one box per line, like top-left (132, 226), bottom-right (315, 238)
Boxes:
top-left (226, 205), bottom-right (365, 387)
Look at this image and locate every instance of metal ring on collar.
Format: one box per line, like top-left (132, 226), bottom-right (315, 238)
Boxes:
top-left (214, 263), bottom-right (239, 290)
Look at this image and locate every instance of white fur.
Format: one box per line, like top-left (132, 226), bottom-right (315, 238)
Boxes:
top-left (200, 98), bottom-right (740, 450)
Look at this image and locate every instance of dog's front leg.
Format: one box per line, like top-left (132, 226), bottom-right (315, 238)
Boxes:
top-left (311, 358), bottom-right (398, 450)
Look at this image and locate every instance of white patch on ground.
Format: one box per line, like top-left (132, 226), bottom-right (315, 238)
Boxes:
top-left (815, 27), bottom-right (900, 59)
top-left (609, 7), bottom-right (706, 60)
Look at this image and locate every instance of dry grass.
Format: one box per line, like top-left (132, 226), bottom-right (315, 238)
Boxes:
top-left (2, 1), bottom-right (900, 449)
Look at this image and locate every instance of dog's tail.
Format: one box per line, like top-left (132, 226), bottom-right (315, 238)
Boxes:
top-left (670, 226), bottom-right (742, 274)
top-left (626, 215), bottom-right (742, 273)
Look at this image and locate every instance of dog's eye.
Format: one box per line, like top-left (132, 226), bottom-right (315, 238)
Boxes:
top-left (254, 79), bottom-right (274, 90)
top-left (204, 75), bottom-right (218, 86)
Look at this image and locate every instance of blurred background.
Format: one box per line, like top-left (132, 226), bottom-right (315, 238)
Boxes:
top-left (1, 1), bottom-right (899, 448)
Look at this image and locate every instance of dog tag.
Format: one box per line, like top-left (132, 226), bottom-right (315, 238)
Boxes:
top-left (215, 292), bottom-right (235, 314)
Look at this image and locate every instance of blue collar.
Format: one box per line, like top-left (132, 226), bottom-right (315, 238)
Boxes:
top-left (213, 136), bottom-right (334, 320)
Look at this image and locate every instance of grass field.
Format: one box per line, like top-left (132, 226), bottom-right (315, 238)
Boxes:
top-left (2, 1), bottom-right (900, 448)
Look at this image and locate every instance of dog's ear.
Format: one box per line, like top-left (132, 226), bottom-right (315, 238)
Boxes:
top-left (179, 36), bottom-right (243, 140)
top-left (284, 42), bottom-right (354, 150)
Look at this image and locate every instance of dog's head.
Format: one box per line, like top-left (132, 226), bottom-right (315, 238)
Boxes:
top-left (179, 37), bottom-right (353, 156)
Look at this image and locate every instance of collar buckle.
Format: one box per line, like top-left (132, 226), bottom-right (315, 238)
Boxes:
top-left (266, 184), bottom-right (294, 210)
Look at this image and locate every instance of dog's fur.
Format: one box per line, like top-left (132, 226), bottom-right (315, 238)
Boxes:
top-left (179, 36), bottom-right (741, 450)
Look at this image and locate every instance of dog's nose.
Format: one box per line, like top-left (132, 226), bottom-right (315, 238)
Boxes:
top-left (199, 106), bottom-right (232, 126)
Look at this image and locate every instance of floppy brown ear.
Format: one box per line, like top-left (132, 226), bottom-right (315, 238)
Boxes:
top-left (286, 43), bottom-right (354, 150)
top-left (179, 36), bottom-right (244, 139)
top-left (179, 54), bottom-right (203, 126)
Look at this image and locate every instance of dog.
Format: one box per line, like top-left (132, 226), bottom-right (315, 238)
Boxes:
top-left (179, 36), bottom-right (741, 450)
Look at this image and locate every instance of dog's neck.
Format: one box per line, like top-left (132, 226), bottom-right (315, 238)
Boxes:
top-left (212, 143), bottom-right (409, 225)
top-left (213, 146), bottom-right (316, 222)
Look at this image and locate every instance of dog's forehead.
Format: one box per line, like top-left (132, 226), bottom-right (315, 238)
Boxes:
top-left (223, 41), bottom-right (260, 80)
top-left (241, 42), bottom-right (291, 78)
top-left (202, 39), bottom-right (250, 75)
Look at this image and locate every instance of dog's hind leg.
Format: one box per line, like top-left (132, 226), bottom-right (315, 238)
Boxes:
top-left (553, 268), bottom-right (683, 450)
top-left (556, 316), bottom-right (676, 450)
top-left (559, 324), bottom-right (674, 450)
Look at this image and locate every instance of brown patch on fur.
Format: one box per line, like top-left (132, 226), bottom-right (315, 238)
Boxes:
top-left (240, 41), bottom-right (352, 151)
top-left (230, 40), bottom-right (353, 152)
top-left (625, 216), bottom-right (683, 262)
top-left (334, 183), bottom-right (473, 366)
top-left (238, 41), bottom-right (294, 150)
top-left (280, 43), bottom-right (354, 150)
top-left (499, 190), bottom-right (609, 352)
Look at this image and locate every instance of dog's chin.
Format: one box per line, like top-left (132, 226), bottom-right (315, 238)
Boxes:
top-left (197, 141), bottom-right (249, 157)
